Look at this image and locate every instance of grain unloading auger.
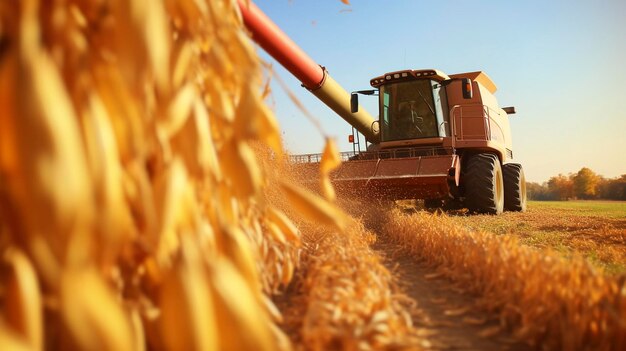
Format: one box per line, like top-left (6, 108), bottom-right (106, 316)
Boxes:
top-left (238, 1), bottom-right (527, 214)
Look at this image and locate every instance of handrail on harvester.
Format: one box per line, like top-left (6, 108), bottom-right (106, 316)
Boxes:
top-left (237, 0), bottom-right (380, 143)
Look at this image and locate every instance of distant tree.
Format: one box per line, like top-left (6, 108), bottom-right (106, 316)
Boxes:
top-left (547, 174), bottom-right (574, 200)
top-left (597, 177), bottom-right (611, 199)
top-left (617, 175), bottom-right (626, 200)
top-left (526, 181), bottom-right (550, 200)
top-left (599, 174), bottom-right (626, 200)
top-left (572, 167), bottom-right (600, 199)
top-left (530, 169), bottom-right (624, 202)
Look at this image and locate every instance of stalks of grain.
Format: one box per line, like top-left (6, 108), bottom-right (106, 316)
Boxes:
top-left (383, 209), bottom-right (626, 350)
top-left (289, 222), bottom-right (422, 350)
top-left (0, 0), bottom-right (307, 349)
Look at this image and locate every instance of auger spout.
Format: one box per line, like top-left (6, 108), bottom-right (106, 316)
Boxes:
top-left (237, 0), bottom-right (380, 143)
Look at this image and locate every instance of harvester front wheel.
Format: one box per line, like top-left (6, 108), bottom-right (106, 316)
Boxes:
top-left (503, 163), bottom-right (527, 212)
top-left (463, 154), bottom-right (504, 214)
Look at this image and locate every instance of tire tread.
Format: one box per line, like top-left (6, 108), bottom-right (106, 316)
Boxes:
top-left (463, 154), bottom-right (503, 214)
top-left (503, 163), bottom-right (526, 212)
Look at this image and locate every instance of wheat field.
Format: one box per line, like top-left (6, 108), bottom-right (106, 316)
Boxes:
top-left (0, 1), bottom-right (624, 350)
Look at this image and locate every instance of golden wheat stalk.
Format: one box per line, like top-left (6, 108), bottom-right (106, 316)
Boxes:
top-left (383, 209), bottom-right (626, 350)
top-left (0, 0), bottom-right (312, 349)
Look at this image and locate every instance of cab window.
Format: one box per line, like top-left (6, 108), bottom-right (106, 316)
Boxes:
top-left (379, 80), bottom-right (441, 142)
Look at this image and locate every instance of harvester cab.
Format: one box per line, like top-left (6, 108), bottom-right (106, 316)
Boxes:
top-left (345, 69), bottom-right (526, 214)
top-left (351, 70), bottom-right (466, 144)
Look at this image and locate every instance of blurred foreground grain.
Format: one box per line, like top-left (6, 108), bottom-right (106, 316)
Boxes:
top-left (0, 0), bottom-right (303, 349)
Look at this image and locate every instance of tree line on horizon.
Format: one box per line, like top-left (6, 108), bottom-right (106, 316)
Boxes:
top-left (526, 167), bottom-right (626, 201)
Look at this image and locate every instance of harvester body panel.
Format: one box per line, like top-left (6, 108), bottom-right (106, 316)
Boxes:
top-left (446, 77), bottom-right (514, 162)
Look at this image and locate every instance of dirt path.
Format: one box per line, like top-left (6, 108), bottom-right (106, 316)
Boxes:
top-left (372, 235), bottom-right (533, 351)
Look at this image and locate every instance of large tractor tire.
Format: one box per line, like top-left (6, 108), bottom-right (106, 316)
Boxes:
top-left (503, 163), bottom-right (527, 212)
top-left (463, 153), bottom-right (504, 214)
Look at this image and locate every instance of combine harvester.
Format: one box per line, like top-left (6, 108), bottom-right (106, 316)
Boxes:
top-left (238, 1), bottom-right (526, 214)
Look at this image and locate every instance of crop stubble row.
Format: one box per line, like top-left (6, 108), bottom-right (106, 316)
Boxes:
top-left (382, 209), bottom-right (626, 351)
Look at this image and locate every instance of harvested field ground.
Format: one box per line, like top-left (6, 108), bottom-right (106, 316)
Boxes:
top-left (438, 201), bottom-right (626, 274)
top-left (373, 236), bottom-right (532, 351)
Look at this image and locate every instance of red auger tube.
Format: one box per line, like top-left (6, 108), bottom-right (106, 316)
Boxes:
top-left (237, 0), bottom-right (325, 90)
top-left (237, 0), bottom-right (380, 143)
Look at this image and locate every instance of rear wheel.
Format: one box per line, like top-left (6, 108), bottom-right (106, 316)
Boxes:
top-left (463, 153), bottom-right (504, 214)
top-left (503, 163), bottom-right (527, 212)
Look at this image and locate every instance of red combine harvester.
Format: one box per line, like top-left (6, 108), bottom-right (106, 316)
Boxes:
top-left (238, 1), bottom-right (526, 214)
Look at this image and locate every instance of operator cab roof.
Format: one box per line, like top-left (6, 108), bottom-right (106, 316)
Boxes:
top-left (370, 69), bottom-right (498, 94)
top-left (370, 69), bottom-right (450, 87)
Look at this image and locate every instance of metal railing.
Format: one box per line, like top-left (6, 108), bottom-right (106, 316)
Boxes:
top-left (450, 104), bottom-right (503, 143)
top-left (290, 152), bottom-right (359, 164)
top-left (289, 146), bottom-right (451, 164)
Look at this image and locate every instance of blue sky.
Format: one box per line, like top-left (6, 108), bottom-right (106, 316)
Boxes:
top-left (254, 0), bottom-right (626, 182)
